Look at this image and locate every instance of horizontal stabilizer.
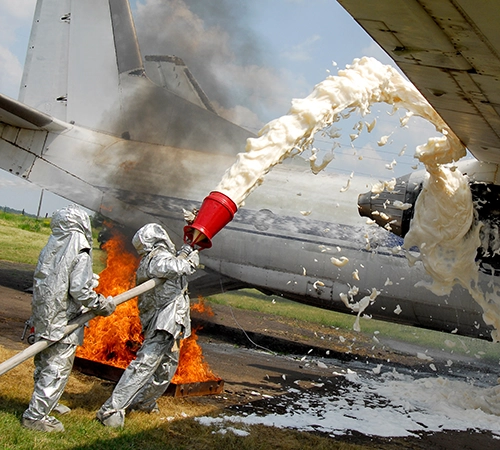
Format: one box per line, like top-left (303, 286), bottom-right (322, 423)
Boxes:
top-left (144, 55), bottom-right (216, 113)
top-left (0, 94), bottom-right (67, 132)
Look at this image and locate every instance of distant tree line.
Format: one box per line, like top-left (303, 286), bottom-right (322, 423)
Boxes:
top-left (1, 206), bottom-right (38, 218)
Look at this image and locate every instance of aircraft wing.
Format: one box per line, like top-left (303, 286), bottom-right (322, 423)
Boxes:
top-left (338, 0), bottom-right (500, 164)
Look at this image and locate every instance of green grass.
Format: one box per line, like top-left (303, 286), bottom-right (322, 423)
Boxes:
top-left (0, 346), bottom-right (367, 450)
top-left (0, 212), bottom-right (52, 264)
top-left (0, 211), bottom-right (498, 448)
top-left (0, 211), bottom-right (106, 272)
top-left (209, 289), bottom-right (500, 364)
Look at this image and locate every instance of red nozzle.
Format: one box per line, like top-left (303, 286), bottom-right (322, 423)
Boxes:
top-left (183, 191), bottom-right (238, 249)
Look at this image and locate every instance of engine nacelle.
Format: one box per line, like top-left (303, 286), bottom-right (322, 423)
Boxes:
top-left (357, 159), bottom-right (500, 271)
top-left (357, 172), bottom-right (421, 238)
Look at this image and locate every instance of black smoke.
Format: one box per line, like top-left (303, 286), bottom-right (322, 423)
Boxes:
top-left (132, 0), bottom-right (294, 130)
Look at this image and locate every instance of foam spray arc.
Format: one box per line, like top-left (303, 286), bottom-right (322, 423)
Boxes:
top-left (184, 56), bottom-right (500, 340)
top-left (185, 56), bottom-right (462, 247)
top-left (185, 56), bottom-right (464, 245)
top-left (186, 57), bottom-right (463, 247)
top-left (214, 56), bottom-right (464, 206)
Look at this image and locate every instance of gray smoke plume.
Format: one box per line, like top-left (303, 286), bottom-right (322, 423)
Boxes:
top-left (133, 0), bottom-right (294, 131)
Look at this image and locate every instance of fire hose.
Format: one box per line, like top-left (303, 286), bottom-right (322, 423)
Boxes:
top-left (0, 277), bottom-right (163, 377)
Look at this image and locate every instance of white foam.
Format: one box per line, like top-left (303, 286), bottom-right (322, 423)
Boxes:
top-left (214, 55), bottom-right (500, 339)
top-left (196, 369), bottom-right (500, 438)
top-left (215, 56), bottom-right (463, 207)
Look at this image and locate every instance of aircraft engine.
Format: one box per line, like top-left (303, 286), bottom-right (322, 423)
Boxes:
top-left (357, 172), bottom-right (421, 238)
top-left (357, 167), bottom-right (500, 273)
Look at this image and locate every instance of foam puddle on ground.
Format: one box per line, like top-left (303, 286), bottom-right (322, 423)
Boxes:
top-left (196, 362), bottom-right (500, 438)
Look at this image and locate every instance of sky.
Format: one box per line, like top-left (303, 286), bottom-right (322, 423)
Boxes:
top-left (0, 0), bottom-right (441, 216)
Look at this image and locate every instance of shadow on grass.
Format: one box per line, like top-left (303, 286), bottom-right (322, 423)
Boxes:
top-left (0, 394), bottom-right (26, 419)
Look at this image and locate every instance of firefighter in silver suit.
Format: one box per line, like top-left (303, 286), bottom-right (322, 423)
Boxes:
top-left (96, 223), bottom-right (199, 428)
top-left (22, 204), bottom-right (116, 433)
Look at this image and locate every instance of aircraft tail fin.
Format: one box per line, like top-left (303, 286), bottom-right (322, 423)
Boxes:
top-left (19, 0), bottom-right (252, 154)
top-left (19, 0), bottom-right (141, 132)
top-left (144, 55), bottom-right (216, 113)
top-left (18, 0), bottom-right (71, 119)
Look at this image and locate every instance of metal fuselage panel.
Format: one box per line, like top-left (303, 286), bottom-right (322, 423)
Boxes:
top-left (10, 119), bottom-right (490, 337)
top-left (1, 110), bottom-right (488, 338)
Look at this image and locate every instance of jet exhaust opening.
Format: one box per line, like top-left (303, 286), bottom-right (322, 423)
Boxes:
top-left (358, 175), bottom-right (500, 272)
top-left (357, 174), bottom-right (421, 237)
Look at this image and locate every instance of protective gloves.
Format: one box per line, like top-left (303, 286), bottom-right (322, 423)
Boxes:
top-left (91, 273), bottom-right (100, 289)
top-left (95, 295), bottom-right (116, 317)
top-left (177, 244), bottom-right (194, 258)
top-left (186, 249), bottom-right (199, 269)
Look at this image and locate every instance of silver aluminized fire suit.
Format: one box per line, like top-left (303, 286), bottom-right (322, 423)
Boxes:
top-left (96, 223), bottom-right (199, 428)
top-left (22, 204), bottom-right (115, 433)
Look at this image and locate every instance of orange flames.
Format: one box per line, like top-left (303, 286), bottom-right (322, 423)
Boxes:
top-left (76, 227), bottom-right (219, 383)
top-left (172, 298), bottom-right (219, 384)
top-left (76, 227), bottom-right (141, 368)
